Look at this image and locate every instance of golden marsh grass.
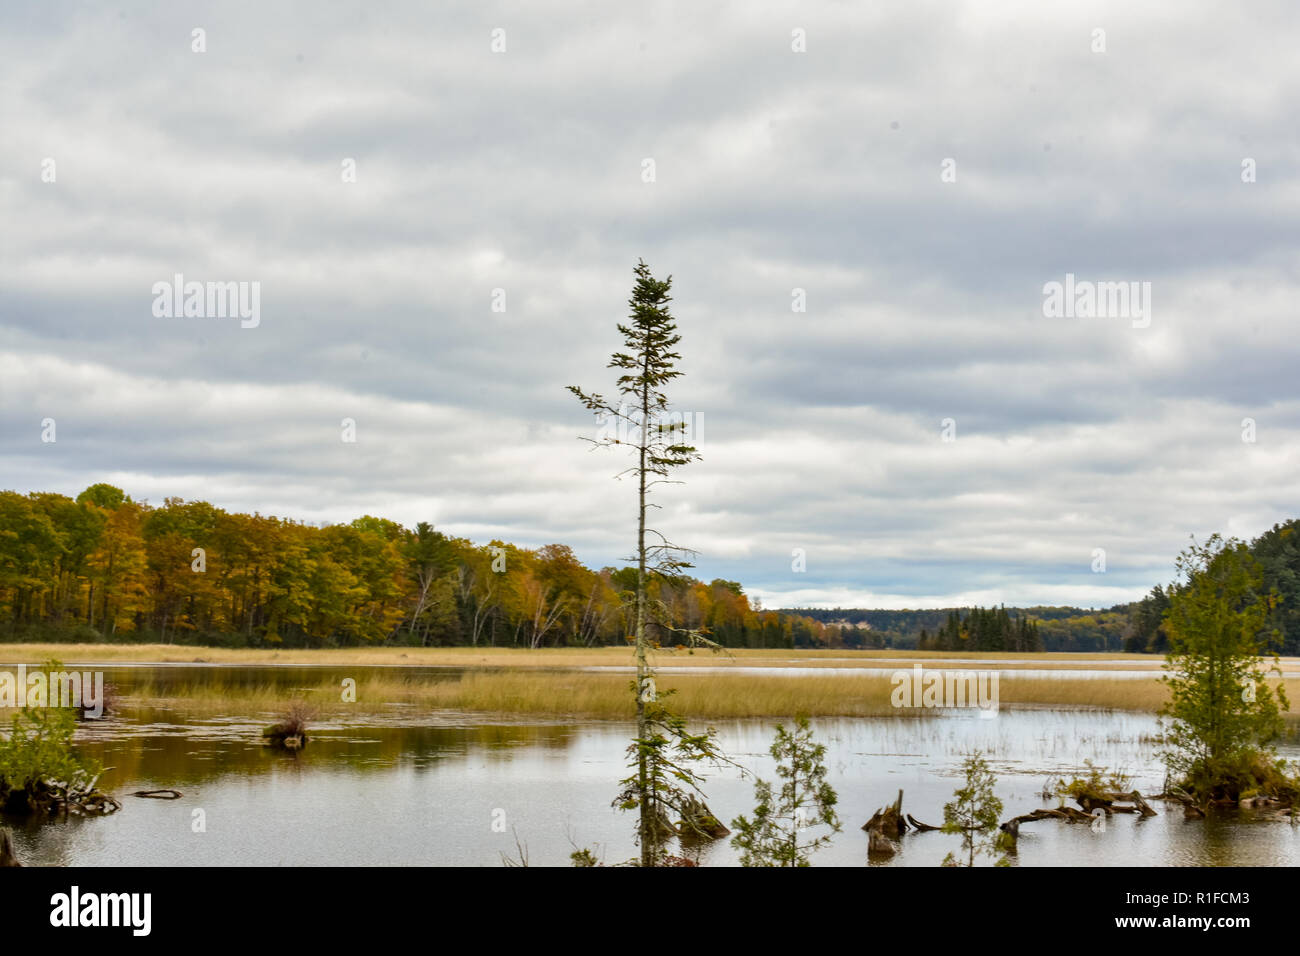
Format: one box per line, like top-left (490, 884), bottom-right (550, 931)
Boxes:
top-left (2, 643), bottom-right (1297, 719)
top-left (104, 670), bottom-right (1300, 720)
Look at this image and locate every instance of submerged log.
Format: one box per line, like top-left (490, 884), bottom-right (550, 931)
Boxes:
top-left (906, 814), bottom-right (941, 832)
top-left (1077, 795), bottom-right (1113, 815)
top-left (1003, 807), bottom-right (1092, 828)
top-left (1000, 801), bottom-right (1113, 845)
top-left (0, 828), bottom-right (21, 867)
top-left (131, 789), bottom-right (183, 800)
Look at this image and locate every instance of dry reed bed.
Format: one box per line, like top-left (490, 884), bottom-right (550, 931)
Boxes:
top-left (104, 670), bottom-right (1300, 719)
top-left (3, 644), bottom-right (1298, 719)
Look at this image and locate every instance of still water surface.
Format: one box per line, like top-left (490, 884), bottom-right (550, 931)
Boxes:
top-left (5, 665), bottom-right (1298, 867)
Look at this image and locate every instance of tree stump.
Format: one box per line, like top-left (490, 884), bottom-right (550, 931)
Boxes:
top-left (864, 789), bottom-right (908, 856)
top-left (1128, 790), bottom-right (1158, 817)
top-left (678, 795), bottom-right (729, 840)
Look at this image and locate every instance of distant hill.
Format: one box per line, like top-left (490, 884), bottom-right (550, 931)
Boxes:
top-left (783, 519), bottom-right (1300, 655)
top-left (783, 605), bottom-right (1137, 652)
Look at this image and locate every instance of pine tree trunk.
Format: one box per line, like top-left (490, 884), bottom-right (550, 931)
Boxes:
top-left (636, 342), bottom-right (651, 867)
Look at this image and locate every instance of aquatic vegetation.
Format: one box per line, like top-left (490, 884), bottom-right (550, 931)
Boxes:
top-left (0, 707), bottom-right (119, 817)
top-left (263, 700), bottom-right (315, 750)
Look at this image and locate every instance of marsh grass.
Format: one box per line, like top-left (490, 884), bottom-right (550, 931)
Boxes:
top-left (84, 671), bottom-right (1300, 720)
top-left (2, 644), bottom-right (1296, 720)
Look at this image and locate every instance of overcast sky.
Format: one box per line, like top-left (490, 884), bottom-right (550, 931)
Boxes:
top-left (2, 1), bottom-right (1298, 610)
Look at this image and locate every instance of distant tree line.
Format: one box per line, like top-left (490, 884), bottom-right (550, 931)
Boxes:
top-left (795, 607), bottom-right (1059, 651)
top-left (791, 519), bottom-right (1300, 655)
top-left (0, 485), bottom-right (846, 650)
top-left (4, 486), bottom-right (1295, 655)
top-left (916, 607), bottom-right (1043, 653)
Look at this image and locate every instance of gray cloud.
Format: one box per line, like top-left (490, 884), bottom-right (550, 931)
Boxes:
top-left (2, 0), bottom-right (1298, 609)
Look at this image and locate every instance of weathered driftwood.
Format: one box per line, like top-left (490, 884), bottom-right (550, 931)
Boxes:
top-left (1075, 789), bottom-right (1157, 818)
top-left (906, 814), bottom-right (941, 832)
top-left (131, 789), bottom-right (183, 800)
top-left (1128, 790), bottom-right (1158, 817)
top-left (1078, 795), bottom-right (1112, 815)
top-left (1001, 806), bottom-right (1094, 830)
top-left (677, 795), bottom-right (729, 840)
top-left (1158, 786), bottom-right (1296, 819)
top-left (1, 776), bottom-right (120, 818)
top-left (0, 828), bottom-right (21, 867)
top-left (1165, 788), bottom-right (1208, 818)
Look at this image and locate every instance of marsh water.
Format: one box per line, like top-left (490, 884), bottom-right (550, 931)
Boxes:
top-left (4, 664), bottom-right (1299, 867)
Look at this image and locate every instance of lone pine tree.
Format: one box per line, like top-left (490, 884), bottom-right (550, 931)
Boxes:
top-left (569, 259), bottom-right (727, 866)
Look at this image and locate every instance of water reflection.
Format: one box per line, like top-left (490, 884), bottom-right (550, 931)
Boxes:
top-left (2, 666), bottom-right (1298, 867)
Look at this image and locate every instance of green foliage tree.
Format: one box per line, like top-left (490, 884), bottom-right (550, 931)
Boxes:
top-left (1252, 520), bottom-right (1300, 655)
top-left (1159, 535), bottom-right (1290, 800)
top-left (0, 663), bottom-right (110, 817)
top-left (730, 715), bottom-right (841, 866)
top-left (0, 708), bottom-right (92, 797)
top-left (941, 752), bottom-right (1012, 867)
top-left (569, 259), bottom-right (725, 865)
